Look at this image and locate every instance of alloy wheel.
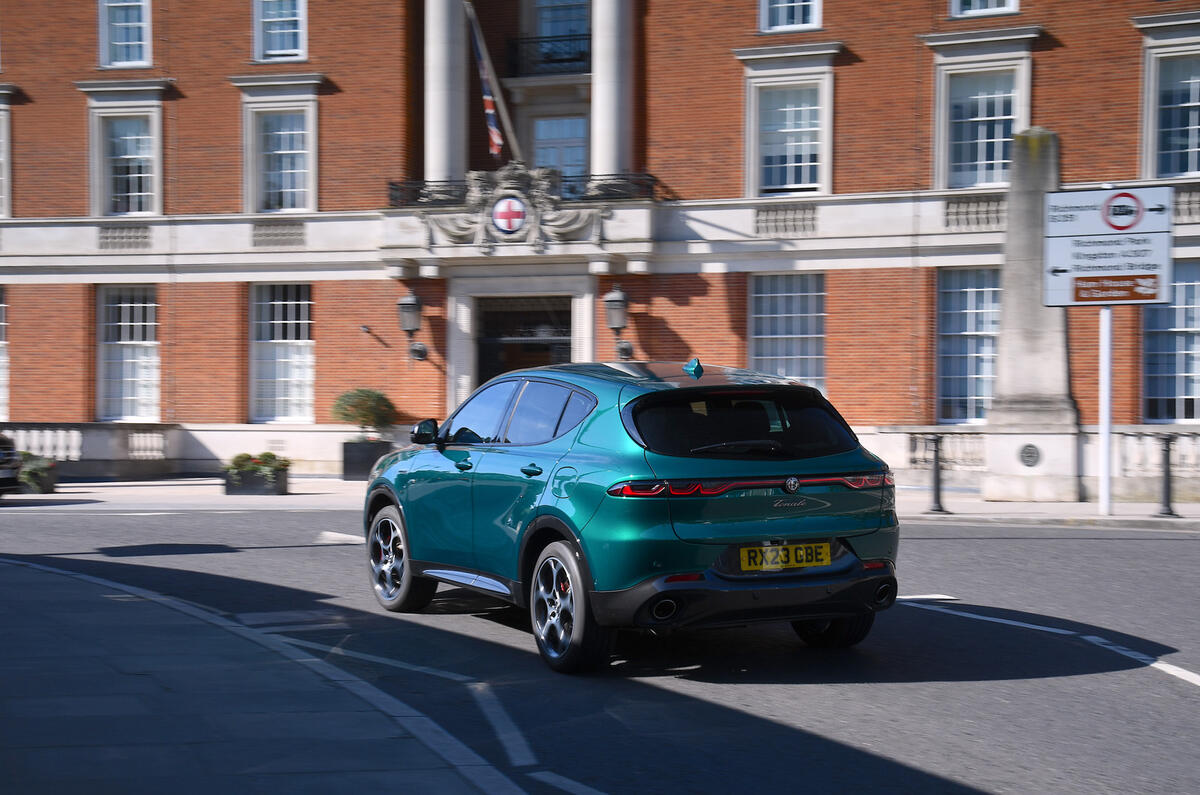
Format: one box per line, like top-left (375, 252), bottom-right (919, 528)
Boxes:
top-left (369, 516), bottom-right (405, 600)
top-left (533, 555), bottom-right (575, 658)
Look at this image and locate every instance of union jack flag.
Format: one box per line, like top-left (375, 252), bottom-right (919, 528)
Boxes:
top-left (468, 17), bottom-right (504, 159)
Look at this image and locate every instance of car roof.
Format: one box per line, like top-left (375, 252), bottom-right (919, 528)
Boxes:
top-left (492, 360), bottom-right (810, 398)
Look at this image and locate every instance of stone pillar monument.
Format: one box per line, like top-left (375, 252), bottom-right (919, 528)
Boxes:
top-left (984, 127), bottom-right (1082, 501)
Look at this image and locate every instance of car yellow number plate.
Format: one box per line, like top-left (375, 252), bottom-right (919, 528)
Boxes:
top-left (740, 542), bottom-right (831, 572)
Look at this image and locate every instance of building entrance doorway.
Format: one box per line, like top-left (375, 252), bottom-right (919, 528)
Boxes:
top-left (476, 297), bottom-right (572, 384)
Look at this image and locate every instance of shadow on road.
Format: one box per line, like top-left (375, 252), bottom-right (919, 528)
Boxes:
top-left (0, 497), bottom-right (103, 507)
top-left (603, 602), bottom-right (1175, 685)
top-left (0, 552), bottom-right (1001, 794)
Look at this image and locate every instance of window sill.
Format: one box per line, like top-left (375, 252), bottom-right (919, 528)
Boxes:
top-left (250, 56), bottom-right (309, 65)
top-left (948, 11), bottom-right (1021, 22)
top-left (757, 26), bottom-right (824, 35)
top-left (945, 183), bottom-right (1010, 191)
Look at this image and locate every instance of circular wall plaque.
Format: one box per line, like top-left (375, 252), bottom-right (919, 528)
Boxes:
top-left (1019, 444), bottom-right (1041, 468)
top-left (491, 197), bottom-right (527, 234)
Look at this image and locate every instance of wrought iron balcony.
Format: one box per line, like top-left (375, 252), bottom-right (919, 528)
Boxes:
top-left (560, 173), bottom-right (665, 201)
top-left (387, 173), bottom-right (665, 208)
top-left (508, 34), bottom-right (590, 77)
top-left (388, 180), bottom-right (469, 207)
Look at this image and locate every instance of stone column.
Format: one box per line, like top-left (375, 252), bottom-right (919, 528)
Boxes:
top-left (983, 127), bottom-right (1081, 501)
top-left (424, 0), bottom-right (467, 186)
top-left (588, 0), bottom-right (634, 196)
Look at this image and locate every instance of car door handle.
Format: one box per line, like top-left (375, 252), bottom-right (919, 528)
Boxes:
top-left (455, 460), bottom-right (473, 471)
top-left (520, 464), bottom-right (543, 477)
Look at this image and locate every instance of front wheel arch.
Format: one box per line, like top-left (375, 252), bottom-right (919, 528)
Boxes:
top-left (364, 484), bottom-right (400, 538)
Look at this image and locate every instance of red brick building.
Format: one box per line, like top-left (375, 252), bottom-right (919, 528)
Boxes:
top-left (0, 1), bottom-right (1196, 497)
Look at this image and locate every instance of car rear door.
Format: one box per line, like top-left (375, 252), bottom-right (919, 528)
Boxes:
top-left (471, 379), bottom-right (588, 582)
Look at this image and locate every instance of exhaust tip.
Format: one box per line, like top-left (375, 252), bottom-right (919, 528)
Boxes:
top-left (651, 598), bottom-right (678, 621)
top-left (874, 582), bottom-right (896, 607)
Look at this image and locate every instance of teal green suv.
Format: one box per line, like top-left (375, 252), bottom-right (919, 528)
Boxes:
top-left (363, 361), bottom-right (898, 673)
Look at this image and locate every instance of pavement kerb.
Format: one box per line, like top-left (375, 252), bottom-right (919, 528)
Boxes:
top-left (897, 512), bottom-right (1200, 531)
top-left (0, 556), bottom-right (526, 795)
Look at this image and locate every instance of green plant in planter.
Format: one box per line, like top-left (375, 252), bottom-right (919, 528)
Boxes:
top-left (19, 452), bottom-right (57, 494)
top-left (224, 451), bottom-right (291, 484)
top-left (332, 388), bottom-right (400, 440)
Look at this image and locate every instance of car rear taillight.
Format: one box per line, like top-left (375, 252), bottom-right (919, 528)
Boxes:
top-left (607, 481), bottom-right (667, 497)
top-left (862, 560), bottom-right (888, 571)
top-left (842, 472), bottom-right (894, 489)
top-left (607, 472), bottom-right (893, 497)
top-left (664, 572), bottom-right (705, 583)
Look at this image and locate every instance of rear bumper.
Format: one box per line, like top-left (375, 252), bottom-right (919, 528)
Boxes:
top-left (590, 562), bottom-right (897, 630)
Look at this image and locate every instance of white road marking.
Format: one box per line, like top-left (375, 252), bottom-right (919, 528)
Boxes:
top-left (111, 512), bottom-right (178, 516)
top-left (903, 599), bottom-right (1200, 691)
top-left (316, 531), bottom-right (363, 545)
top-left (896, 594), bottom-right (960, 601)
top-left (469, 682), bottom-right (538, 767)
top-left (902, 601), bottom-right (1077, 634)
top-left (280, 636), bottom-right (474, 682)
top-left (528, 771), bottom-right (609, 795)
top-left (280, 637), bottom-right (541, 768)
top-left (1083, 635), bottom-right (1200, 690)
top-left (236, 609), bottom-right (343, 626)
top-left (253, 622), bottom-right (350, 633)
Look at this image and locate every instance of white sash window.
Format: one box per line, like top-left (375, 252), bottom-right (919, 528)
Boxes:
top-left (937, 268), bottom-right (999, 423)
top-left (99, 286), bottom-right (159, 421)
top-left (750, 273), bottom-right (826, 392)
top-left (251, 284), bottom-right (314, 422)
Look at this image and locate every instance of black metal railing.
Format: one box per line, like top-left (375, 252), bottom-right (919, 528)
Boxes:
top-left (560, 173), bottom-right (664, 201)
top-left (508, 34), bottom-right (590, 76)
top-left (387, 173), bottom-right (665, 208)
top-left (387, 180), bottom-right (469, 208)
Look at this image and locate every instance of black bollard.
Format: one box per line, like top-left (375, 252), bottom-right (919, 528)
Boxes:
top-left (1154, 434), bottom-right (1179, 518)
top-left (925, 434), bottom-right (950, 515)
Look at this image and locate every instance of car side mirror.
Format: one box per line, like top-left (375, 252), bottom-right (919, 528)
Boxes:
top-left (410, 419), bottom-right (439, 445)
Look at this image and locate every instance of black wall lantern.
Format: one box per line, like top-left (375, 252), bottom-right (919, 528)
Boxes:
top-left (396, 293), bottom-right (428, 361)
top-left (603, 284), bottom-right (634, 360)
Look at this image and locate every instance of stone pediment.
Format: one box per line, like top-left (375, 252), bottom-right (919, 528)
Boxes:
top-left (421, 161), bottom-right (604, 252)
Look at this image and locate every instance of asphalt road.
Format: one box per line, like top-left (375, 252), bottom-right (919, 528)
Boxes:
top-left (3, 508), bottom-right (1198, 794)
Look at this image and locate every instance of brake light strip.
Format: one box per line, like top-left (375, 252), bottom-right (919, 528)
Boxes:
top-left (607, 472), bottom-right (893, 497)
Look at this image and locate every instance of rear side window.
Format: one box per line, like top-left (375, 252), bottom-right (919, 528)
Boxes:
top-left (556, 391), bottom-right (594, 435)
top-left (505, 381), bottom-right (572, 444)
top-left (504, 382), bottom-right (597, 444)
top-left (630, 389), bottom-right (857, 459)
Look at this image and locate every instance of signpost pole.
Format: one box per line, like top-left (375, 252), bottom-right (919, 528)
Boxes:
top-left (1043, 184), bottom-right (1172, 512)
top-left (1099, 306), bottom-right (1112, 516)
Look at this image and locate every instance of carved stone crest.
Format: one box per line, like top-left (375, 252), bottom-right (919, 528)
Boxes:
top-left (423, 160), bottom-right (604, 252)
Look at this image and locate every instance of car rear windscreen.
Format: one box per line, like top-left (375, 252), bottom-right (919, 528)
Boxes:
top-left (630, 389), bottom-right (858, 459)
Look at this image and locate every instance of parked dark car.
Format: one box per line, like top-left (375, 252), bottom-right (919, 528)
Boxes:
top-left (363, 361), bottom-right (899, 672)
top-left (0, 433), bottom-right (21, 498)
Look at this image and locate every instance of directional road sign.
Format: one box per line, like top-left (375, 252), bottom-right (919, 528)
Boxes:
top-left (1043, 186), bottom-right (1173, 306)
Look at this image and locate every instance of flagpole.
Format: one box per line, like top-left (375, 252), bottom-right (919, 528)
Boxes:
top-left (462, 0), bottom-right (524, 162)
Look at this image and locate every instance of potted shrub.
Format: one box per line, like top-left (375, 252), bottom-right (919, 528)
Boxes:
top-left (18, 452), bottom-right (57, 494)
top-left (333, 388), bottom-right (400, 481)
top-left (224, 452), bottom-right (290, 495)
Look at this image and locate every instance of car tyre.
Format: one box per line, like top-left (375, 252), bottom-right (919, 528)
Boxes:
top-left (792, 612), bottom-right (875, 648)
top-left (530, 541), bottom-right (611, 673)
top-left (367, 505), bottom-right (437, 612)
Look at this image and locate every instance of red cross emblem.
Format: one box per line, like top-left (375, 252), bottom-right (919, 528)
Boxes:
top-left (491, 197), bottom-right (526, 234)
